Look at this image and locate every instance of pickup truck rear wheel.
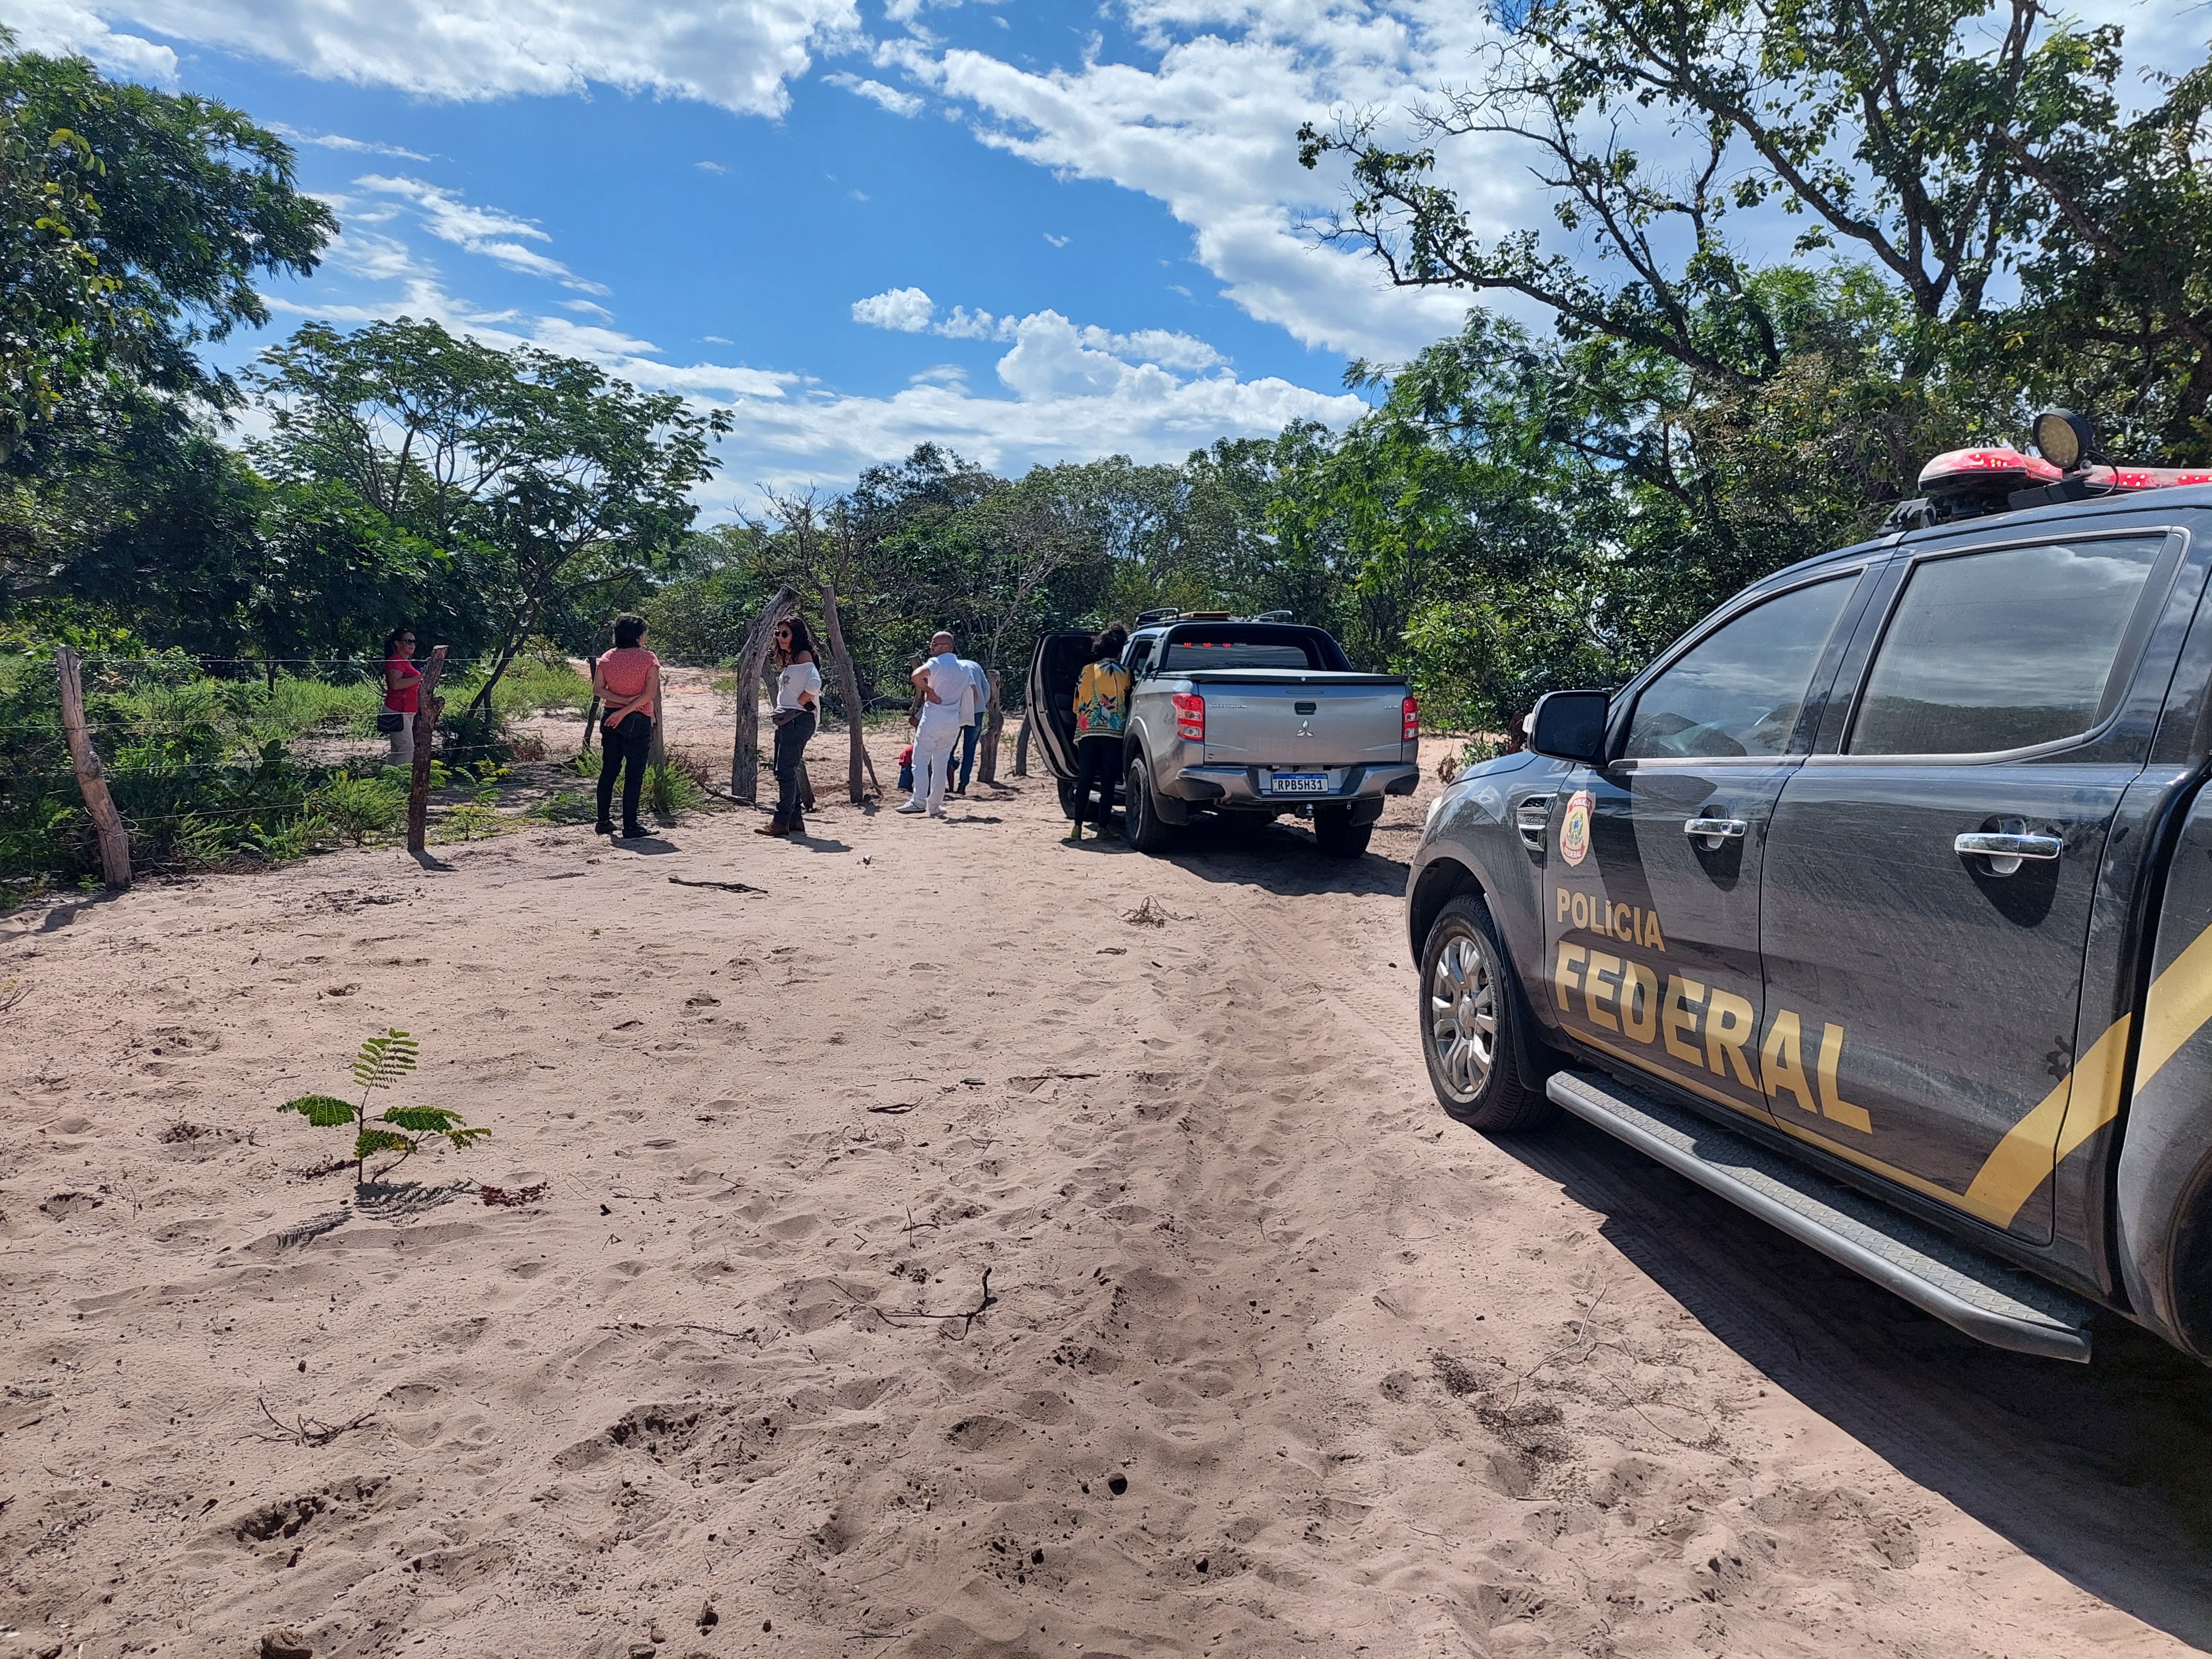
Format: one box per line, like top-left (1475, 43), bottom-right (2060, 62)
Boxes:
top-left (1313, 804), bottom-right (1372, 858)
top-left (1420, 894), bottom-right (1555, 1132)
top-left (1056, 775), bottom-right (1082, 820)
top-left (1125, 757), bottom-right (1176, 853)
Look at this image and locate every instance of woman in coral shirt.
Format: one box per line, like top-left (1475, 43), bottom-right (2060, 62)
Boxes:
top-left (591, 613), bottom-right (661, 840)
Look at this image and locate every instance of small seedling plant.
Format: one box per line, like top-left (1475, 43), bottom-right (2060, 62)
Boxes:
top-left (279, 1029), bottom-right (488, 1182)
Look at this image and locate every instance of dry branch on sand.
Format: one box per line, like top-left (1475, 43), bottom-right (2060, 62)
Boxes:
top-left (254, 1398), bottom-right (376, 1447)
top-left (1121, 896), bottom-right (1188, 927)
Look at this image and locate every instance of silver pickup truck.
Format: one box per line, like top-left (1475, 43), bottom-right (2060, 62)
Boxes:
top-left (1026, 615), bottom-right (1420, 856)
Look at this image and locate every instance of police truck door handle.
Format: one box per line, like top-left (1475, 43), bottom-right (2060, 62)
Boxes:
top-left (1683, 815), bottom-right (1747, 850)
top-left (1955, 830), bottom-right (2062, 876)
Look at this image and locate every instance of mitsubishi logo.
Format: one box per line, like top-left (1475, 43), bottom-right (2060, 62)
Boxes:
top-left (1296, 721), bottom-right (1314, 737)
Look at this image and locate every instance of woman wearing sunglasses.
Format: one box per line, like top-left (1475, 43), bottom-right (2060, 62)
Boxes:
top-left (762, 615), bottom-right (822, 837)
top-left (382, 628), bottom-right (421, 763)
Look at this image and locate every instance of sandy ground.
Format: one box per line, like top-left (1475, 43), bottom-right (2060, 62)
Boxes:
top-left (6, 709), bottom-right (2212, 1659)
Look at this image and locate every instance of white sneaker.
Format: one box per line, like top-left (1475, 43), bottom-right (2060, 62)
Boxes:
top-left (928, 808), bottom-right (947, 818)
top-left (896, 800), bottom-right (926, 814)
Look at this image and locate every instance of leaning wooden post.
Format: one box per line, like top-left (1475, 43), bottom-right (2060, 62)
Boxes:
top-left (818, 581), bottom-right (870, 804)
top-left (55, 647), bottom-right (131, 889)
top-left (1013, 709), bottom-right (1032, 777)
top-left (729, 585), bottom-right (797, 803)
top-left (404, 646), bottom-right (449, 854)
top-left (978, 670), bottom-right (1005, 786)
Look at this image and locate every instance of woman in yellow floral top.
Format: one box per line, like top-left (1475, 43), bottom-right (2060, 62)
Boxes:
top-left (1069, 623), bottom-right (1130, 839)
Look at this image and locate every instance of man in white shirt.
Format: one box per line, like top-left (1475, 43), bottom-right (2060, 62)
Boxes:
top-left (900, 631), bottom-right (967, 817)
top-left (954, 654), bottom-right (990, 794)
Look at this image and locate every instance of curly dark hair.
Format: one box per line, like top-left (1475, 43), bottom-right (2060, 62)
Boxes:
top-left (776, 614), bottom-right (816, 663)
top-left (1093, 623), bottom-right (1129, 660)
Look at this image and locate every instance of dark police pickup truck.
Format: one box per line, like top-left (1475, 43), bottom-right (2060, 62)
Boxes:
top-left (1408, 413), bottom-right (2212, 1363)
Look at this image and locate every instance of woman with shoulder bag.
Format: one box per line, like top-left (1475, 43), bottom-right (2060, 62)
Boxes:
top-left (761, 615), bottom-right (822, 837)
top-left (381, 627), bottom-right (422, 764)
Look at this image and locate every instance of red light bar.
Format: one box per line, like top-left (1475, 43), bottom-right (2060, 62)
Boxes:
top-left (1921, 445), bottom-right (2212, 498)
top-left (1918, 446), bottom-right (2062, 493)
top-left (2107, 466), bottom-right (2212, 491)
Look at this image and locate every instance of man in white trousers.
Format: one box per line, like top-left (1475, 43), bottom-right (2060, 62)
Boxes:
top-left (899, 631), bottom-right (966, 817)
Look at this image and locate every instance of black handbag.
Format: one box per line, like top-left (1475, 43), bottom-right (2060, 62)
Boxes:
top-left (376, 709), bottom-right (404, 734)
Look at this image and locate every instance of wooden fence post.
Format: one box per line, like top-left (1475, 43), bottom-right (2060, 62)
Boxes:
top-left (978, 671), bottom-right (1005, 785)
top-left (1014, 710), bottom-right (1032, 778)
top-left (729, 585), bottom-right (797, 803)
top-left (55, 647), bottom-right (131, 889)
top-left (818, 581), bottom-right (872, 805)
top-left (405, 646), bottom-right (449, 854)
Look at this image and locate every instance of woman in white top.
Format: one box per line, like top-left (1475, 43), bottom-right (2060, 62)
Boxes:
top-left (761, 614), bottom-right (824, 837)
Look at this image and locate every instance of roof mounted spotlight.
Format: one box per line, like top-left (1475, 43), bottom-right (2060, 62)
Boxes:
top-left (2031, 409), bottom-right (2101, 474)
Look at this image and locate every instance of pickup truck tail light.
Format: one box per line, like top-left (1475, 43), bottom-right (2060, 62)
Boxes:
top-left (1172, 692), bottom-right (1205, 742)
top-left (1402, 695), bottom-right (1420, 742)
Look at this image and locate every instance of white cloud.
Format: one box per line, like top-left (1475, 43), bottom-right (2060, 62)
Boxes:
top-left (262, 279), bottom-right (801, 402)
top-left (695, 160), bottom-right (729, 174)
top-left (322, 228), bottom-right (430, 283)
top-left (2, 0), bottom-right (177, 80)
top-left (824, 71), bottom-right (924, 116)
top-left (935, 304), bottom-right (1004, 340)
top-left (355, 174), bottom-right (611, 294)
top-left (851, 286), bottom-right (937, 332)
top-left (272, 124), bottom-right (432, 161)
top-left (852, 288), bottom-right (1227, 373)
top-left (1042, 232), bottom-right (1069, 248)
top-left (914, 13), bottom-right (1487, 362)
top-left (704, 359), bottom-right (1363, 505)
top-left (45, 0), bottom-right (861, 118)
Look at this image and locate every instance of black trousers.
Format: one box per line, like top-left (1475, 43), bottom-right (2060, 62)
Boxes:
top-left (1073, 735), bottom-right (1120, 823)
top-left (597, 713), bottom-right (653, 828)
top-left (773, 708), bottom-right (816, 823)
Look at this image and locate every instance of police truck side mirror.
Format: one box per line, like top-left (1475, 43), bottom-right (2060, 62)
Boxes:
top-left (1528, 690), bottom-right (1610, 765)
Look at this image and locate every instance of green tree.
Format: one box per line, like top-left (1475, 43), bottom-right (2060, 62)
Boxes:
top-left (0, 35), bottom-right (334, 428)
top-left (247, 317), bottom-right (730, 716)
top-left (0, 33), bottom-right (335, 641)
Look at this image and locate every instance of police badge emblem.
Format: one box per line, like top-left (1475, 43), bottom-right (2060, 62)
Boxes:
top-left (1559, 788), bottom-right (1594, 866)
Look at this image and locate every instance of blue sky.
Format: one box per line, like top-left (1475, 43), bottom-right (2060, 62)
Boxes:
top-left (8, 0), bottom-right (2201, 513)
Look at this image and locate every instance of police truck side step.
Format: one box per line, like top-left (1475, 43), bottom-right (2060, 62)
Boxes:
top-left (1544, 1071), bottom-right (2097, 1363)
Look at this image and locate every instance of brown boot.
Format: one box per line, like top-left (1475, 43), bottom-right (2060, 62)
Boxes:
top-left (755, 819), bottom-right (790, 837)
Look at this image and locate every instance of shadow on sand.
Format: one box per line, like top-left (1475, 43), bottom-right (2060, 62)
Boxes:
top-left (1482, 1110), bottom-right (2212, 1648)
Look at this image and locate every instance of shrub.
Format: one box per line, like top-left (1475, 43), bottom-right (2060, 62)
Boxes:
top-left (439, 802), bottom-right (504, 841)
top-left (308, 772), bottom-right (406, 845)
top-left (278, 1029), bottom-right (488, 1184)
top-left (646, 757), bottom-right (704, 818)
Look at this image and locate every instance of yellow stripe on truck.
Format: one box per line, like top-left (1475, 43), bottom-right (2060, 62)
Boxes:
top-left (1965, 920), bottom-right (2212, 1227)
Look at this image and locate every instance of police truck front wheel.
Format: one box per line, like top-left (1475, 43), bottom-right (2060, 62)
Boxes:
top-left (1420, 895), bottom-right (1555, 1132)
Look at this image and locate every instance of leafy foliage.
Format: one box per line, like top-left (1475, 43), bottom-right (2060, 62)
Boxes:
top-left (246, 317), bottom-right (730, 716)
top-left (280, 1028), bottom-right (488, 1183)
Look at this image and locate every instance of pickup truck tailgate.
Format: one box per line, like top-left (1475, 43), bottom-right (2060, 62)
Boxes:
top-left (1189, 674), bottom-right (1407, 766)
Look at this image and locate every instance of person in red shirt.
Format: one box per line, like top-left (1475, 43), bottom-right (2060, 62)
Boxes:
top-left (591, 614), bottom-right (661, 839)
top-left (383, 628), bottom-right (422, 764)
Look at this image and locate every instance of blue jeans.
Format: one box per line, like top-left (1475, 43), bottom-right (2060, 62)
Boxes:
top-left (958, 722), bottom-right (980, 789)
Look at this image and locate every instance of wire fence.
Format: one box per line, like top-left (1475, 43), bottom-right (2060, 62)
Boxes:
top-left (0, 651), bottom-right (606, 895)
